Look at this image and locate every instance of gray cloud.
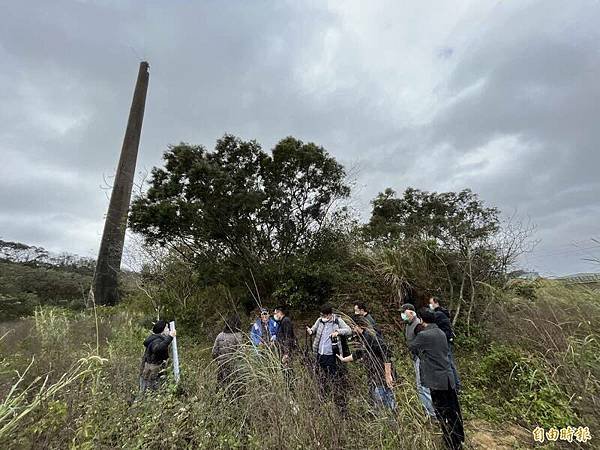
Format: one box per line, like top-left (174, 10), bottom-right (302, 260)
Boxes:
top-left (0, 0), bottom-right (598, 274)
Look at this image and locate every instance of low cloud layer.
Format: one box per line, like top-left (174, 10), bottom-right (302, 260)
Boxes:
top-left (1, 0), bottom-right (598, 275)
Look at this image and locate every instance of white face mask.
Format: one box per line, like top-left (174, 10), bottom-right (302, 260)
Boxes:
top-left (401, 312), bottom-right (409, 322)
top-left (429, 304), bottom-right (435, 311)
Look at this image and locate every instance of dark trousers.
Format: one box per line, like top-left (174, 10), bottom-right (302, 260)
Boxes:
top-left (316, 354), bottom-right (347, 414)
top-left (430, 383), bottom-right (465, 450)
top-left (448, 344), bottom-right (462, 392)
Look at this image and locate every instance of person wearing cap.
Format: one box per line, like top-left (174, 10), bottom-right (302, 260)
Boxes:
top-left (401, 303), bottom-right (436, 418)
top-left (337, 315), bottom-right (396, 410)
top-left (139, 319), bottom-right (176, 393)
top-left (250, 308), bottom-right (278, 346)
top-left (408, 308), bottom-right (465, 450)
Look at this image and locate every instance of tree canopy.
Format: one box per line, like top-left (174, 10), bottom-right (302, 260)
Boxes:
top-left (129, 135), bottom-right (351, 309)
top-left (365, 187), bottom-right (500, 251)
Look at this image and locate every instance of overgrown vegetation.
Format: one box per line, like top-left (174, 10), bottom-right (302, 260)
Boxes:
top-left (0, 281), bottom-right (597, 448)
top-left (1, 135), bottom-right (597, 448)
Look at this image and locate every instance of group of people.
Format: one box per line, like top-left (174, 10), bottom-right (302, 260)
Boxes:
top-left (140, 297), bottom-right (465, 450)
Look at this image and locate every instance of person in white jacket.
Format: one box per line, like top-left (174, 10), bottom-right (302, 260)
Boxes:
top-left (306, 303), bottom-right (352, 412)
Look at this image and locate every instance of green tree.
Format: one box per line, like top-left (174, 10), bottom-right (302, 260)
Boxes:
top-left (364, 187), bottom-right (504, 330)
top-left (366, 187), bottom-right (500, 251)
top-left (129, 135), bottom-right (350, 308)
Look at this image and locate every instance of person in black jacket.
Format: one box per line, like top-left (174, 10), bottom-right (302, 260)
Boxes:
top-left (274, 305), bottom-right (296, 363)
top-left (429, 296), bottom-right (461, 392)
top-left (408, 308), bottom-right (464, 450)
top-left (274, 305), bottom-right (297, 390)
top-left (337, 316), bottom-right (396, 410)
top-left (139, 320), bottom-right (176, 393)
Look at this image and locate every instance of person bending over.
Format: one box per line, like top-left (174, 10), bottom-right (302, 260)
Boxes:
top-left (337, 315), bottom-right (396, 410)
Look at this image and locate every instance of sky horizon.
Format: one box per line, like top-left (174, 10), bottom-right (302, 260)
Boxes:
top-left (1, 1), bottom-right (599, 276)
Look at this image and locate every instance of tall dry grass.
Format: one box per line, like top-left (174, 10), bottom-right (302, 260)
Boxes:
top-left (0, 307), bottom-right (447, 449)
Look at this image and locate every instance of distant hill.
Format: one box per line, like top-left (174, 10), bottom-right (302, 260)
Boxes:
top-left (0, 240), bottom-right (95, 319)
top-left (553, 272), bottom-right (600, 291)
top-left (555, 272), bottom-right (600, 280)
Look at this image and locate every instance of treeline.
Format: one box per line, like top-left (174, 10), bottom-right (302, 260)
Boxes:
top-left (0, 240), bottom-right (95, 319)
top-left (126, 135), bottom-right (534, 332)
top-left (0, 239), bottom-right (95, 273)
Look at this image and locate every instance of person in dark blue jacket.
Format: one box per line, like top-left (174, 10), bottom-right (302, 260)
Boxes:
top-left (250, 308), bottom-right (278, 346)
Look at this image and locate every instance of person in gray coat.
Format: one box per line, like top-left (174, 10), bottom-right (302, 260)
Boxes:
top-left (408, 308), bottom-right (465, 450)
top-left (212, 314), bottom-right (244, 386)
top-left (401, 303), bottom-right (436, 418)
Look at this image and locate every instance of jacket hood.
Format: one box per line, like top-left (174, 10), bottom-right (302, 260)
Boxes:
top-left (144, 333), bottom-right (163, 348)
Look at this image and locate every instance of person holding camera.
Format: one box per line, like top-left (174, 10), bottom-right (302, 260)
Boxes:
top-left (306, 303), bottom-right (352, 412)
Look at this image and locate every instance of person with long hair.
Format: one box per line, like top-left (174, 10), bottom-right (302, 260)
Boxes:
top-left (212, 314), bottom-right (244, 385)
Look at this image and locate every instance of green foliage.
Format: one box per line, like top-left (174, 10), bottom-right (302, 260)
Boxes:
top-left (2, 281), bottom-right (600, 449)
top-left (463, 343), bottom-right (577, 428)
top-left (365, 187), bottom-right (499, 249)
top-left (129, 135), bottom-right (352, 311)
top-left (129, 135), bottom-right (349, 267)
top-left (510, 280), bottom-right (538, 301)
top-left (0, 261), bottom-right (91, 319)
top-left (2, 308), bottom-right (440, 449)
top-left (362, 188), bottom-right (522, 332)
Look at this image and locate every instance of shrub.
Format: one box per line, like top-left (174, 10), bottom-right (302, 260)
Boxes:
top-left (463, 343), bottom-right (577, 428)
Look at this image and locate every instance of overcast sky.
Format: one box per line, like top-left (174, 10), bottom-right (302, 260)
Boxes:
top-left (1, 0), bottom-right (599, 276)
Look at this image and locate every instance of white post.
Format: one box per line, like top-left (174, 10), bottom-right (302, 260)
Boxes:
top-left (169, 320), bottom-right (180, 383)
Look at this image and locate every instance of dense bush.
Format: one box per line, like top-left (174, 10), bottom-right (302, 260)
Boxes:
top-left (1, 307), bottom-right (442, 449)
top-left (462, 343), bottom-right (577, 428)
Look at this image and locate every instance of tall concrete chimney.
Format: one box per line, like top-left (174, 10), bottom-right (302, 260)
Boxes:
top-left (92, 62), bottom-right (149, 305)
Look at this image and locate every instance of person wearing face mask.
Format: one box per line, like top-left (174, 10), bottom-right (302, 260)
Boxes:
top-left (400, 304), bottom-right (436, 419)
top-left (337, 316), bottom-right (396, 411)
top-left (139, 319), bottom-right (177, 394)
top-left (307, 303), bottom-right (352, 412)
top-left (428, 296), bottom-right (461, 392)
top-left (353, 302), bottom-right (382, 336)
top-left (408, 308), bottom-right (465, 450)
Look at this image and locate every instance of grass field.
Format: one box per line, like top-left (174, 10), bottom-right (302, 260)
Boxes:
top-left (0, 280), bottom-right (597, 449)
